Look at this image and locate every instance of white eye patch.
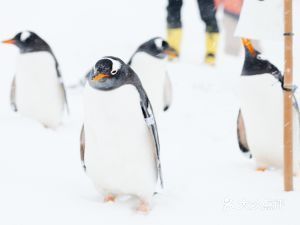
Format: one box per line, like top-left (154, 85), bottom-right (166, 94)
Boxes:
top-left (102, 57), bottom-right (121, 75)
top-left (257, 54), bottom-right (267, 60)
top-left (20, 31), bottom-right (31, 42)
top-left (154, 38), bottom-right (164, 49)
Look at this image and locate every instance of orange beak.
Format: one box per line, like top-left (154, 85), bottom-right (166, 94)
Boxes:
top-left (2, 39), bottom-right (16, 45)
top-left (242, 38), bottom-right (256, 57)
top-left (164, 47), bottom-right (178, 58)
top-left (92, 73), bottom-right (109, 81)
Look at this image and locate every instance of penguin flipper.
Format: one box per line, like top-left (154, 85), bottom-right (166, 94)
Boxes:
top-left (163, 72), bottom-right (173, 112)
top-left (10, 75), bottom-right (17, 112)
top-left (80, 125), bottom-right (86, 171)
top-left (51, 53), bottom-right (70, 114)
top-left (237, 110), bottom-right (252, 158)
top-left (60, 82), bottom-right (70, 114)
top-left (140, 99), bottom-right (163, 188)
top-left (291, 93), bottom-right (300, 136)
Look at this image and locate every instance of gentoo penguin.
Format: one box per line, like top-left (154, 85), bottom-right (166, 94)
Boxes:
top-left (237, 38), bottom-right (300, 173)
top-left (81, 56), bottom-right (163, 212)
top-left (3, 31), bottom-right (69, 128)
top-left (128, 37), bottom-right (177, 113)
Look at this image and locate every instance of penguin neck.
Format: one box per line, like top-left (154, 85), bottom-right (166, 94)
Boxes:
top-left (126, 69), bottom-right (149, 107)
top-left (128, 50), bottom-right (138, 66)
top-left (19, 41), bottom-right (52, 54)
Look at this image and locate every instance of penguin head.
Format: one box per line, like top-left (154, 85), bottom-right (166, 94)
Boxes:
top-left (136, 37), bottom-right (178, 59)
top-left (2, 31), bottom-right (50, 53)
top-left (242, 38), bottom-right (280, 75)
top-left (88, 57), bottom-right (129, 90)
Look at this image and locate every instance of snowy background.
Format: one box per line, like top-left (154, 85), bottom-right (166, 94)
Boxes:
top-left (0, 0), bottom-right (300, 224)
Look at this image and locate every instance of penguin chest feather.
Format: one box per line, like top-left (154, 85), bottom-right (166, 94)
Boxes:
top-left (131, 52), bottom-right (169, 114)
top-left (240, 74), bottom-right (300, 169)
top-left (15, 52), bottom-right (64, 128)
top-left (83, 85), bottom-right (157, 199)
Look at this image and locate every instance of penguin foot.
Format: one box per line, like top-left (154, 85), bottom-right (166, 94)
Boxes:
top-left (104, 194), bottom-right (116, 203)
top-left (256, 167), bottom-right (267, 172)
top-left (136, 200), bottom-right (150, 214)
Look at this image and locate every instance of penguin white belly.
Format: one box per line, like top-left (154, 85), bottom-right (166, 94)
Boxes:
top-left (130, 52), bottom-right (171, 114)
top-left (15, 52), bottom-right (64, 128)
top-left (83, 85), bottom-right (157, 199)
top-left (240, 75), bottom-right (300, 170)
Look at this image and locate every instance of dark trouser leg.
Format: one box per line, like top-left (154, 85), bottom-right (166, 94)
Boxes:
top-left (167, 0), bottom-right (183, 28)
top-left (197, 0), bottom-right (219, 64)
top-left (196, 0), bottom-right (219, 33)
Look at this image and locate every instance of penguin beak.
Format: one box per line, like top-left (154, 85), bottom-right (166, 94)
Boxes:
top-left (242, 38), bottom-right (256, 57)
top-left (164, 47), bottom-right (178, 58)
top-left (2, 39), bottom-right (16, 45)
top-left (92, 73), bottom-right (110, 81)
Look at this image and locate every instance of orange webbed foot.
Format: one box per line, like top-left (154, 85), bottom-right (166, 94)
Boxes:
top-left (104, 194), bottom-right (116, 203)
top-left (256, 167), bottom-right (267, 172)
top-left (136, 200), bottom-right (150, 214)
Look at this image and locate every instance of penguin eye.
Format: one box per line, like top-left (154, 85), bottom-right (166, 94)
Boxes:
top-left (111, 70), bottom-right (118, 75)
top-left (162, 41), bottom-right (168, 48)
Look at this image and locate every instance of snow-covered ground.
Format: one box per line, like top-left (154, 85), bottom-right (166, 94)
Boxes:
top-left (0, 0), bottom-right (300, 224)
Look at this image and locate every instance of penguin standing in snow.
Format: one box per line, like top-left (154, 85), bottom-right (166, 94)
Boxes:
top-left (128, 37), bottom-right (177, 113)
top-left (237, 38), bottom-right (300, 173)
top-left (81, 56), bottom-right (163, 212)
top-left (3, 31), bottom-right (69, 128)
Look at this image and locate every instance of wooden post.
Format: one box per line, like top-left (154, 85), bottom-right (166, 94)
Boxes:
top-left (283, 0), bottom-right (293, 191)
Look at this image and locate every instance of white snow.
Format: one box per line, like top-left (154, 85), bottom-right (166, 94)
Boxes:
top-left (0, 0), bottom-right (300, 225)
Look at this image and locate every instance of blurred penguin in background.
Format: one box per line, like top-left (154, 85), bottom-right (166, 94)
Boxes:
top-left (128, 37), bottom-right (177, 114)
top-left (3, 31), bottom-right (69, 128)
top-left (166, 0), bottom-right (219, 65)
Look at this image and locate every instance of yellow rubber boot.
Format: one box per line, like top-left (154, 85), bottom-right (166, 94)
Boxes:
top-left (205, 32), bottom-right (219, 65)
top-left (167, 28), bottom-right (182, 60)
